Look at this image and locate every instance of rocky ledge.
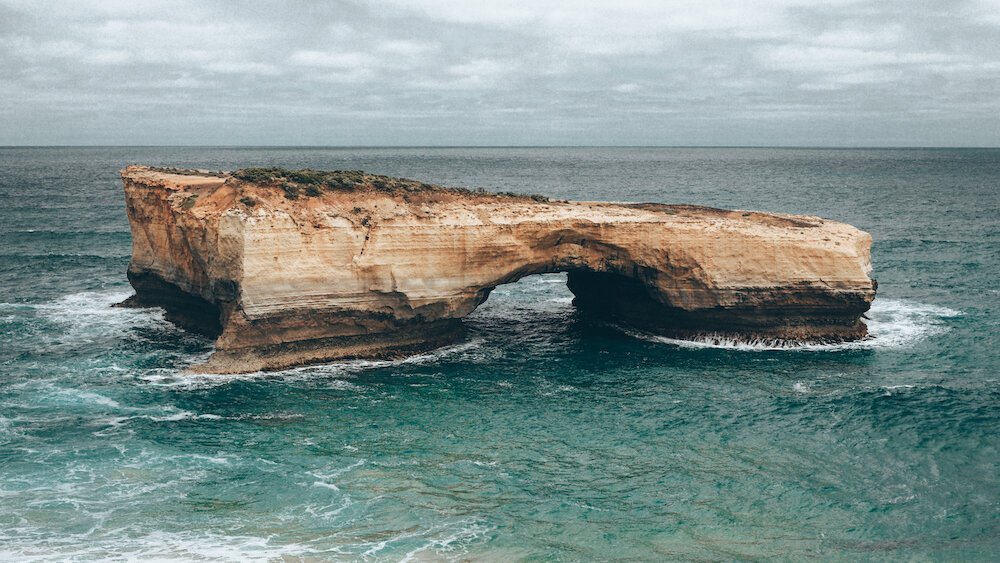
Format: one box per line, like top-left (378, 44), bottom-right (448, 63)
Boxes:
top-left (119, 165), bottom-right (876, 373)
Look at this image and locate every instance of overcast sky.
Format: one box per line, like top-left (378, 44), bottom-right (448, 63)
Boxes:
top-left (2, 0), bottom-right (999, 146)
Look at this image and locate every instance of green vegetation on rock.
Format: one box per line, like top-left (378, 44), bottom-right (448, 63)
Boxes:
top-left (229, 167), bottom-right (549, 201)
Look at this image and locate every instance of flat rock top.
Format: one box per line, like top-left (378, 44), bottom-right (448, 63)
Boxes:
top-left (121, 165), bottom-right (862, 242)
top-left (123, 166), bottom-right (228, 189)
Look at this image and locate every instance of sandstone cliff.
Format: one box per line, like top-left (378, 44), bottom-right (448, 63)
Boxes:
top-left (120, 165), bottom-right (876, 373)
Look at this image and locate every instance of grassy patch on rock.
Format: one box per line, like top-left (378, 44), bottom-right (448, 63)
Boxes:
top-left (229, 167), bottom-right (549, 201)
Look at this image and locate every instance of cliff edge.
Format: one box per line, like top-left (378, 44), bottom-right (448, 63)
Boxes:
top-left (119, 165), bottom-right (876, 373)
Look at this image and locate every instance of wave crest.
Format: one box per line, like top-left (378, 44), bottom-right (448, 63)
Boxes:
top-left (622, 299), bottom-right (960, 351)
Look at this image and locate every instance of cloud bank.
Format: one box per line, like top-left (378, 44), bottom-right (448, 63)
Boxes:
top-left (1, 0), bottom-right (998, 145)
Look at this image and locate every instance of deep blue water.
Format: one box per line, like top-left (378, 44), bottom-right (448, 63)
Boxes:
top-left (0, 147), bottom-right (997, 560)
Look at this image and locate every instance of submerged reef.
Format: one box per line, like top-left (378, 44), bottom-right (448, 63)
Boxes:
top-left (119, 165), bottom-right (876, 373)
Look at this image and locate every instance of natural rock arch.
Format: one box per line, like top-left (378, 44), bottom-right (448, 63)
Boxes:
top-left (119, 166), bottom-right (876, 373)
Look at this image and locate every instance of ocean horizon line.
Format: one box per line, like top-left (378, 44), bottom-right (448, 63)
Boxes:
top-left (2, 144), bottom-right (999, 150)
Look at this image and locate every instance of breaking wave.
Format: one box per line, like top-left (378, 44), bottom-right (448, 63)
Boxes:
top-left (622, 299), bottom-right (961, 351)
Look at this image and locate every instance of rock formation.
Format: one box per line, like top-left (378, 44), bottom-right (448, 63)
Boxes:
top-left (119, 165), bottom-right (877, 373)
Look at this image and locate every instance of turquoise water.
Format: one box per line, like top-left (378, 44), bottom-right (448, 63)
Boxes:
top-left (1, 147), bottom-right (997, 560)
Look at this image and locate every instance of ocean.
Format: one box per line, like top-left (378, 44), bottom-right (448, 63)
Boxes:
top-left (0, 147), bottom-right (997, 560)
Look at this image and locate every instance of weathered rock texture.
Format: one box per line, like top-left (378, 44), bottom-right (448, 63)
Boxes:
top-left (120, 165), bottom-right (876, 373)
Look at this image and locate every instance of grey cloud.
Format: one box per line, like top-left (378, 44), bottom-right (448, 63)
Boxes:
top-left (0, 0), bottom-right (998, 145)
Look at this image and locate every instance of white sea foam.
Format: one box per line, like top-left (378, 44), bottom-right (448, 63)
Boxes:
top-left (0, 529), bottom-right (316, 562)
top-left (396, 518), bottom-right (494, 562)
top-left (0, 416), bottom-right (20, 444)
top-left (879, 384), bottom-right (921, 397)
top-left (361, 521), bottom-right (488, 561)
top-left (1, 290), bottom-right (201, 357)
top-left (304, 496), bottom-right (355, 521)
top-left (52, 388), bottom-right (121, 408)
top-left (92, 410), bottom-right (275, 435)
top-left (85, 402), bottom-right (231, 436)
top-left (23, 290), bottom-right (152, 323)
top-left (622, 298), bottom-right (961, 352)
top-left (139, 338), bottom-right (488, 389)
top-left (185, 454), bottom-right (230, 465)
top-left (310, 459), bottom-right (366, 483)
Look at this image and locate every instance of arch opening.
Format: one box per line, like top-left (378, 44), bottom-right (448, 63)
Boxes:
top-left (463, 264), bottom-right (675, 336)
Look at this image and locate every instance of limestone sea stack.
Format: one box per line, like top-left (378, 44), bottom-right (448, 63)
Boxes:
top-left (119, 165), bottom-right (877, 373)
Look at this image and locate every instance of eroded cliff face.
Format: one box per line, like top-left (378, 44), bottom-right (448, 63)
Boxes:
top-left (120, 165), bottom-right (876, 373)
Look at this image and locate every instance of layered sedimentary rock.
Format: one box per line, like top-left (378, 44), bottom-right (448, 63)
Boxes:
top-left (119, 165), bottom-right (877, 373)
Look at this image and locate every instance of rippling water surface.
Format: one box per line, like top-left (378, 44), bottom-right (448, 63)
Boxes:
top-left (1, 147), bottom-right (998, 560)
